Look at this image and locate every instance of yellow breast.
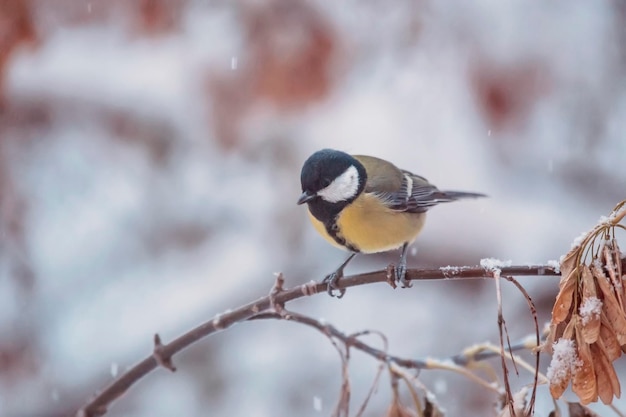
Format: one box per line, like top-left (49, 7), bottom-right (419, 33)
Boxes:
top-left (307, 193), bottom-right (426, 253)
top-left (307, 211), bottom-right (348, 250)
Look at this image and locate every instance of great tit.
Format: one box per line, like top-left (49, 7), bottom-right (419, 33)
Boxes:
top-left (297, 149), bottom-right (486, 296)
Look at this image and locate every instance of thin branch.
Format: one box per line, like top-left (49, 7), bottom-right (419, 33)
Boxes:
top-left (451, 336), bottom-right (540, 366)
top-left (609, 403), bottom-right (626, 417)
top-left (76, 264), bottom-right (559, 417)
top-left (390, 366), bottom-right (425, 416)
top-left (480, 260), bottom-right (516, 416)
top-left (496, 274), bottom-right (516, 415)
top-left (502, 275), bottom-right (540, 416)
top-left (254, 310), bottom-right (540, 394)
top-left (353, 330), bottom-right (388, 417)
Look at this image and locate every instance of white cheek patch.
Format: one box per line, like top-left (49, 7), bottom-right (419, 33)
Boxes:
top-left (318, 165), bottom-right (360, 203)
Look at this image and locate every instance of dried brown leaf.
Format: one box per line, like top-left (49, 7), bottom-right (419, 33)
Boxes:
top-left (590, 342), bottom-right (620, 404)
top-left (598, 314), bottom-right (621, 361)
top-left (581, 265), bottom-right (598, 299)
top-left (552, 273), bottom-right (577, 325)
top-left (603, 240), bottom-right (624, 309)
top-left (560, 246), bottom-right (581, 285)
top-left (549, 334), bottom-right (577, 400)
top-left (546, 320), bottom-right (572, 353)
top-left (594, 262), bottom-right (626, 335)
top-left (563, 317), bottom-right (577, 340)
top-left (581, 313), bottom-right (601, 344)
top-left (572, 324), bottom-right (598, 405)
top-left (549, 364), bottom-right (572, 400)
top-left (580, 266), bottom-right (601, 343)
top-left (604, 240), bottom-right (618, 284)
top-left (614, 239), bottom-right (623, 283)
top-left (591, 259), bottom-right (608, 282)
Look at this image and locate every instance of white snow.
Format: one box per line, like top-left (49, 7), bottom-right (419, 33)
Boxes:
top-left (571, 230), bottom-right (589, 249)
top-left (313, 396), bottom-right (322, 412)
top-left (480, 258), bottom-right (512, 278)
top-left (480, 258), bottom-right (513, 270)
top-left (579, 297), bottom-right (602, 325)
top-left (440, 265), bottom-right (461, 276)
top-left (546, 338), bottom-right (581, 385)
top-left (547, 259), bottom-right (561, 273)
top-left (110, 362), bottom-right (119, 378)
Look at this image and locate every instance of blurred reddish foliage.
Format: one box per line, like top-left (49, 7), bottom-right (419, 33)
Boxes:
top-left (244, 0), bottom-right (334, 107)
top-left (471, 60), bottom-right (551, 134)
top-left (208, 0), bottom-right (337, 148)
top-left (0, 338), bottom-right (39, 381)
top-left (136, 0), bottom-right (184, 35)
top-left (0, 147), bottom-right (37, 392)
top-left (0, 0), bottom-right (37, 108)
top-left (0, 0), bottom-right (187, 109)
top-left (30, 0), bottom-right (185, 34)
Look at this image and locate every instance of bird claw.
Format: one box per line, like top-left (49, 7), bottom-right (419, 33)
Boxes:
top-left (323, 271), bottom-right (346, 298)
top-left (395, 263), bottom-right (411, 288)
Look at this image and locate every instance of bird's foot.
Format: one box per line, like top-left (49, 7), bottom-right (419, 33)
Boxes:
top-left (395, 262), bottom-right (411, 288)
top-left (323, 270), bottom-right (346, 298)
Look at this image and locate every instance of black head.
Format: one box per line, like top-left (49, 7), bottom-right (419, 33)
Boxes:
top-left (297, 149), bottom-right (367, 222)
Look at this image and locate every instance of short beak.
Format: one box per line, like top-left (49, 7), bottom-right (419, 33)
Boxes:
top-left (297, 190), bottom-right (316, 205)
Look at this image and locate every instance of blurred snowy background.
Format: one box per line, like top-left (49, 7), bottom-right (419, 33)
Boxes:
top-left (1, 0), bottom-right (625, 416)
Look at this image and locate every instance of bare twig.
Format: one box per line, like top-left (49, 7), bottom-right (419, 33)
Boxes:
top-left (152, 334), bottom-right (176, 372)
top-left (254, 311), bottom-right (539, 393)
top-left (462, 342), bottom-right (548, 385)
top-left (269, 272), bottom-right (286, 314)
top-left (330, 332), bottom-right (350, 417)
top-left (609, 404), bottom-right (626, 417)
top-left (353, 331), bottom-right (388, 417)
top-left (76, 264), bottom-right (559, 417)
top-left (481, 260), bottom-right (516, 416)
top-left (502, 275), bottom-right (540, 416)
top-left (390, 366), bottom-right (425, 416)
top-left (451, 337), bottom-right (541, 366)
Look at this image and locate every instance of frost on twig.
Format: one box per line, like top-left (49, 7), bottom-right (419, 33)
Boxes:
top-left (480, 258), bottom-right (513, 278)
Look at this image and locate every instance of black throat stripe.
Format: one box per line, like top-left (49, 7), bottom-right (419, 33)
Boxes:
top-left (325, 219), bottom-right (360, 253)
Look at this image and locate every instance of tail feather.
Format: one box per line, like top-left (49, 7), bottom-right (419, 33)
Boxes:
top-left (432, 190), bottom-right (487, 202)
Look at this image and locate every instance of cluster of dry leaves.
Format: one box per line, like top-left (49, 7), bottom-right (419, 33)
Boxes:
top-left (547, 201), bottom-right (626, 405)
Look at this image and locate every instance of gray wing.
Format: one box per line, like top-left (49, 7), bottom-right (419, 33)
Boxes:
top-left (353, 155), bottom-right (485, 213)
top-left (375, 170), bottom-right (486, 213)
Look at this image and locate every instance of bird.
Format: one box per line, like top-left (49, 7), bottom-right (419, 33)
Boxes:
top-left (297, 148), bottom-right (486, 297)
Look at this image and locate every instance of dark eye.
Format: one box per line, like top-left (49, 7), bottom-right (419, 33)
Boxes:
top-left (321, 178), bottom-right (331, 187)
